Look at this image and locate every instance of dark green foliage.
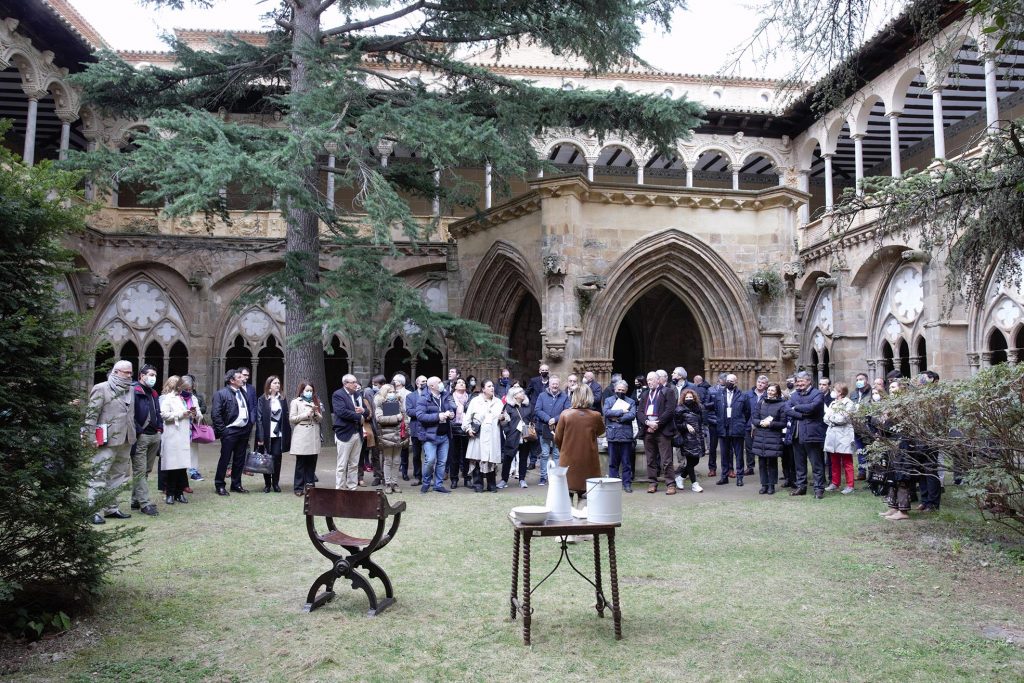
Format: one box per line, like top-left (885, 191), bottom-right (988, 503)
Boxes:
top-left (859, 365), bottom-right (1024, 537)
top-left (0, 121), bottom-right (138, 637)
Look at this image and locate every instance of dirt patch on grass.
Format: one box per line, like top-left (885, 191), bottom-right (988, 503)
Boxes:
top-left (979, 624), bottom-right (1024, 647)
top-left (0, 623), bottom-right (100, 677)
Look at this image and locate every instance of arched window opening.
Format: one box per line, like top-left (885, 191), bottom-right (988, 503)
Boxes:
top-left (916, 337), bottom-right (927, 372)
top-left (898, 338), bottom-right (912, 378)
top-left (169, 340), bottom-right (189, 378)
top-left (989, 329), bottom-right (1009, 366)
top-left (144, 340), bottom-right (165, 388)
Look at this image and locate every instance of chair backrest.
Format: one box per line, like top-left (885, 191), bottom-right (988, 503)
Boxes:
top-left (304, 488), bottom-right (383, 520)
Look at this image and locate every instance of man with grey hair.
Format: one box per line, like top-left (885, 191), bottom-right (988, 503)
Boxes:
top-left (84, 360), bottom-right (137, 524)
top-left (713, 373), bottom-right (749, 486)
top-left (583, 370), bottom-right (602, 410)
top-left (640, 371), bottom-right (677, 493)
top-left (742, 375), bottom-right (770, 476)
top-left (784, 370), bottom-right (827, 498)
top-left (212, 368), bottom-right (254, 495)
top-left (332, 374), bottom-right (365, 490)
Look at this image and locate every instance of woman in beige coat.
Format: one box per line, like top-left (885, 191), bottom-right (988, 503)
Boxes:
top-left (555, 384), bottom-right (606, 503)
top-left (159, 376), bottom-right (194, 505)
top-left (462, 380), bottom-right (507, 492)
top-left (375, 383), bottom-right (409, 493)
top-left (290, 382), bottom-right (323, 496)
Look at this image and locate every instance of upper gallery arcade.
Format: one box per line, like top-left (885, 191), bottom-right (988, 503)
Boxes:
top-left (3, 0), bottom-right (1023, 391)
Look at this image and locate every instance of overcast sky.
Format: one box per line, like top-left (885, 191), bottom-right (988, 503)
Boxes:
top-left (70, 0), bottom-right (784, 77)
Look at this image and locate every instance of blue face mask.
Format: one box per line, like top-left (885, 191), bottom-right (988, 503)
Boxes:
top-left (145, 375), bottom-right (156, 388)
top-left (855, 380), bottom-right (866, 389)
top-left (303, 391), bottom-right (313, 400)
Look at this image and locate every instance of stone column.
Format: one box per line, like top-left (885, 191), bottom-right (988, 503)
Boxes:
top-left (636, 164), bottom-right (644, 185)
top-left (58, 119), bottom-right (72, 161)
top-left (731, 164), bottom-right (740, 190)
top-left (909, 356), bottom-right (922, 376)
top-left (852, 133), bottom-right (865, 196)
top-left (822, 154), bottom-right (834, 210)
top-left (930, 85), bottom-right (946, 159)
top-left (585, 156), bottom-right (597, 182)
top-left (967, 353), bottom-right (980, 375)
top-left (887, 112), bottom-right (902, 176)
top-left (685, 166), bottom-right (693, 188)
top-left (797, 170), bottom-right (810, 224)
top-left (866, 359), bottom-right (877, 381)
top-left (23, 94), bottom-right (39, 166)
top-left (984, 49), bottom-right (1000, 129)
top-left (1007, 350), bottom-right (1019, 366)
top-left (981, 351), bottom-right (993, 368)
top-left (484, 161), bottom-right (492, 209)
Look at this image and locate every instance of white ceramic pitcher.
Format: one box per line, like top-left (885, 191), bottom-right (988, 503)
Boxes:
top-left (545, 465), bottom-right (572, 522)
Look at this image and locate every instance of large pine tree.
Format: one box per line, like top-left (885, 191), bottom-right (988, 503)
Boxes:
top-left (71, 0), bottom-right (704, 389)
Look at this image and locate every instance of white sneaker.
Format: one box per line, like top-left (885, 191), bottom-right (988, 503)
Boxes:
top-left (691, 482), bottom-right (704, 493)
top-left (675, 475), bottom-right (685, 489)
top-left (824, 484), bottom-right (838, 492)
top-left (496, 480), bottom-right (508, 489)
top-left (520, 480), bottom-right (528, 489)
top-left (841, 486), bottom-right (854, 495)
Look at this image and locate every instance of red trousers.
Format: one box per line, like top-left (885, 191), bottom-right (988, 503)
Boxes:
top-left (831, 453), bottom-right (854, 487)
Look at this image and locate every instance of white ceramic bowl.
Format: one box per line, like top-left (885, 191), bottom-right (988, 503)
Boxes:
top-left (511, 505), bottom-right (549, 524)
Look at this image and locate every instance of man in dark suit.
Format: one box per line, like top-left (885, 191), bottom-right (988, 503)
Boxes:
top-left (238, 366), bottom-right (257, 425)
top-left (742, 375), bottom-right (769, 476)
top-left (332, 373), bottom-right (364, 490)
top-left (402, 375), bottom-right (428, 484)
top-left (785, 370), bottom-right (827, 498)
top-left (714, 373), bottom-right (750, 486)
top-left (639, 371), bottom-right (677, 493)
top-left (495, 367), bottom-right (512, 399)
top-left (525, 363), bottom-right (550, 469)
top-left (212, 368), bottom-right (253, 495)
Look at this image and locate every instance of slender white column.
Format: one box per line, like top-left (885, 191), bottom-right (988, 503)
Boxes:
top-left (484, 161), bottom-right (492, 209)
top-left (326, 153), bottom-right (336, 210)
top-left (798, 170), bottom-right (810, 224)
top-left (586, 162), bottom-right (594, 182)
top-left (23, 96), bottom-right (38, 166)
top-left (636, 164), bottom-right (644, 185)
top-left (685, 167), bottom-right (693, 188)
top-left (432, 169), bottom-right (440, 217)
top-left (930, 86), bottom-right (946, 159)
top-left (852, 134), bottom-right (865, 196)
top-left (887, 112), bottom-right (902, 177)
top-left (984, 53), bottom-right (999, 128)
top-left (537, 168), bottom-right (544, 178)
top-left (823, 154), bottom-right (834, 210)
top-left (731, 164), bottom-right (739, 190)
top-left (58, 121), bottom-right (71, 161)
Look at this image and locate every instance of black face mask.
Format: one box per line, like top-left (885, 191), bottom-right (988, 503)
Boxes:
top-left (615, 391), bottom-right (626, 398)
top-left (500, 378), bottom-right (509, 386)
top-left (786, 382), bottom-right (794, 390)
top-left (684, 397), bottom-right (695, 404)
top-left (540, 372), bottom-right (549, 379)
top-left (725, 382), bottom-right (735, 390)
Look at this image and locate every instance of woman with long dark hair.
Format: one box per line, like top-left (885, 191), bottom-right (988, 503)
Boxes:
top-left (255, 375), bottom-right (291, 493)
top-left (289, 381), bottom-right (323, 495)
top-left (672, 388), bottom-right (705, 494)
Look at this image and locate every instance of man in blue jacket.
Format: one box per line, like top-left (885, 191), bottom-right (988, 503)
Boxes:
top-left (331, 374), bottom-right (364, 490)
top-left (784, 370), bottom-right (827, 498)
top-left (534, 375), bottom-right (569, 486)
top-left (713, 373), bottom-right (749, 486)
top-left (416, 376), bottom-right (456, 494)
top-left (129, 364), bottom-right (162, 516)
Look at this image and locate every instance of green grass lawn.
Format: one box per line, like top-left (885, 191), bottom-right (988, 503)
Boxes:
top-left (6, 448), bottom-right (1024, 682)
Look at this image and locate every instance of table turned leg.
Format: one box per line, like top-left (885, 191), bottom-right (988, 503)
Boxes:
top-left (593, 533), bottom-right (604, 618)
top-left (523, 532), bottom-right (532, 645)
top-left (608, 530), bottom-right (622, 640)
top-left (510, 529), bottom-right (520, 620)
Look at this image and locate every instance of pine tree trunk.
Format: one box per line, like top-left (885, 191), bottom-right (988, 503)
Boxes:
top-left (285, 0), bottom-right (328, 402)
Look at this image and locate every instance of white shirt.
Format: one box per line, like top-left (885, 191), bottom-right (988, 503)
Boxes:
top-left (725, 390), bottom-right (734, 419)
top-left (269, 395), bottom-right (281, 436)
top-left (228, 388), bottom-right (248, 428)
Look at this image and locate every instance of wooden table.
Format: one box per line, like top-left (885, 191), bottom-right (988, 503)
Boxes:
top-left (508, 517), bottom-right (622, 645)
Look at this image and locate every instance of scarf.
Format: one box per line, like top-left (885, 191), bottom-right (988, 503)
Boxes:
top-left (108, 370), bottom-right (132, 394)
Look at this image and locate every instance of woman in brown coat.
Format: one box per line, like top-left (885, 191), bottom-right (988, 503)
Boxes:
top-left (554, 384), bottom-right (606, 504)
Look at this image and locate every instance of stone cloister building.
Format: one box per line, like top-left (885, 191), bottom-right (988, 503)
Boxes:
top-left (3, 0), bottom-right (1024, 395)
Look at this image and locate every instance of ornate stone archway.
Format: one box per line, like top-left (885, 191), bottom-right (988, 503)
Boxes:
top-left (580, 228), bottom-right (768, 383)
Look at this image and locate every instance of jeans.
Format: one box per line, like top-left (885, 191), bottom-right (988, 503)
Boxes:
top-left (501, 443), bottom-right (530, 483)
top-left (607, 441), bottom-right (634, 485)
top-left (448, 433), bottom-right (468, 483)
top-left (759, 457), bottom-right (779, 488)
top-left (400, 437), bottom-right (423, 480)
top-left (422, 437), bottom-right (450, 489)
top-left (743, 431), bottom-right (756, 470)
top-left (131, 431), bottom-right (161, 506)
top-left (794, 439), bottom-right (825, 492)
top-left (539, 437), bottom-right (559, 482)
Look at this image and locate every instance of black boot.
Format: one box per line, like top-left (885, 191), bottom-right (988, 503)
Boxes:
top-left (486, 472), bottom-right (497, 493)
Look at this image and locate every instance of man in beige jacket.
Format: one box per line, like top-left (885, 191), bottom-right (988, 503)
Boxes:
top-left (84, 360), bottom-right (137, 524)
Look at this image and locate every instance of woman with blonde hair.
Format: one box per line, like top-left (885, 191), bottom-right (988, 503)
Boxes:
top-left (159, 375), bottom-right (194, 505)
top-left (554, 384), bottom-right (606, 505)
top-left (375, 382), bottom-right (409, 493)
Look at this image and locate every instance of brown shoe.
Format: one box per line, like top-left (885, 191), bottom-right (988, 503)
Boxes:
top-left (647, 484), bottom-right (658, 494)
top-left (728, 471), bottom-right (737, 478)
top-left (666, 485), bottom-right (677, 495)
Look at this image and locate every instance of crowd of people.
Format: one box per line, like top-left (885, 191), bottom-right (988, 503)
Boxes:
top-left (81, 358), bottom-right (944, 522)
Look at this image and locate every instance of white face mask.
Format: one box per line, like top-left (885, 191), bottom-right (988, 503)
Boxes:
top-left (830, 390), bottom-right (838, 400)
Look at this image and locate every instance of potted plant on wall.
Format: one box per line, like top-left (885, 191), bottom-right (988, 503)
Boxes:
top-left (749, 266), bottom-right (785, 301)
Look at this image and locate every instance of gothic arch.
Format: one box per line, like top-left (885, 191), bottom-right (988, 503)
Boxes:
top-left (461, 240), bottom-right (542, 337)
top-left (582, 228), bottom-right (759, 360)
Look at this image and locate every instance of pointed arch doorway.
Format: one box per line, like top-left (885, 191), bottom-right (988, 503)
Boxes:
top-left (612, 285), bottom-right (705, 382)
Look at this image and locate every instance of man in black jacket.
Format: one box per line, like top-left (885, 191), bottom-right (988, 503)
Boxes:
top-left (525, 363), bottom-right (550, 468)
top-left (212, 369), bottom-right (253, 495)
top-left (129, 364), bottom-right (162, 516)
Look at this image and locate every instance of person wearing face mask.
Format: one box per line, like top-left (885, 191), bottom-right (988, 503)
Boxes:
top-left (403, 375), bottom-right (428, 485)
top-left (255, 375), bottom-right (291, 493)
top-left (751, 383), bottom-right (787, 494)
top-left (784, 371), bottom-right (828, 498)
top-left (289, 382), bottom-right (323, 495)
top-left (784, 377), bottom-right (796, 396)
top-left (158, 375), bottom-right (194, 505)
top-left (850, 372), bottom-right (873, 480)
top-left (824, 383), bottom-right (856, 494)
top-left (466, 375), bottom-right (480, 395)
top-left (374, 382), bottom-right (409, 493)
top-left (603, 380), bottom-right (638, 492)
top-left (495, 368), bottom-right (513, 400)
top-left (526, 364), bottom-right (550, 471)
top-left (713, 373), bottom-right (750, 487)
top-left (129, 364), bottom-right (162, 516)
top-left (672, 389), bottom-right (705, 493)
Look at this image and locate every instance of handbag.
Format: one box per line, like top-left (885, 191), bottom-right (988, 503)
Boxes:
top-left (524, 422), bottom-right (537, 442)
top-left (190, 422), bottom-right (215, 444)
top-left (468, 418), bottom-right (481, 438)
top-left (243, 449), bottom-right (275, 476)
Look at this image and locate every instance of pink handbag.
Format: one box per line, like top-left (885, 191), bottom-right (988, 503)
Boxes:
top-left (190, 422), bottom-right (215, 444)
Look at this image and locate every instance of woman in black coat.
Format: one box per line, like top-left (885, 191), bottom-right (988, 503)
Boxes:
top-left (499, 386), bottom-right (534, 489)
top-left (751, 383), bottom-right (787, 494)
top-left (672, 389), bottom-right (705, 493)
top-left (255, 375), bottom-right (292, 493)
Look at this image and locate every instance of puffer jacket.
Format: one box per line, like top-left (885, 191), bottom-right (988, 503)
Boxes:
top-left (501, 399), bottom-right (534, 456)
top-left (374, 390), bottom-right (408, 448)
top-left (672, 402), bottom-right (704, 458)
top-left (824, 396), bottom-right (857, 454)
top-left (751, 397), bottom-right (787, 458)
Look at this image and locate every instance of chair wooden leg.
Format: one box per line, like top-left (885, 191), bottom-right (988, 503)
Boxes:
top-left (303, 569), bottom-right (337, 612)
top-left (360, 557), bottom-right (394, 600)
